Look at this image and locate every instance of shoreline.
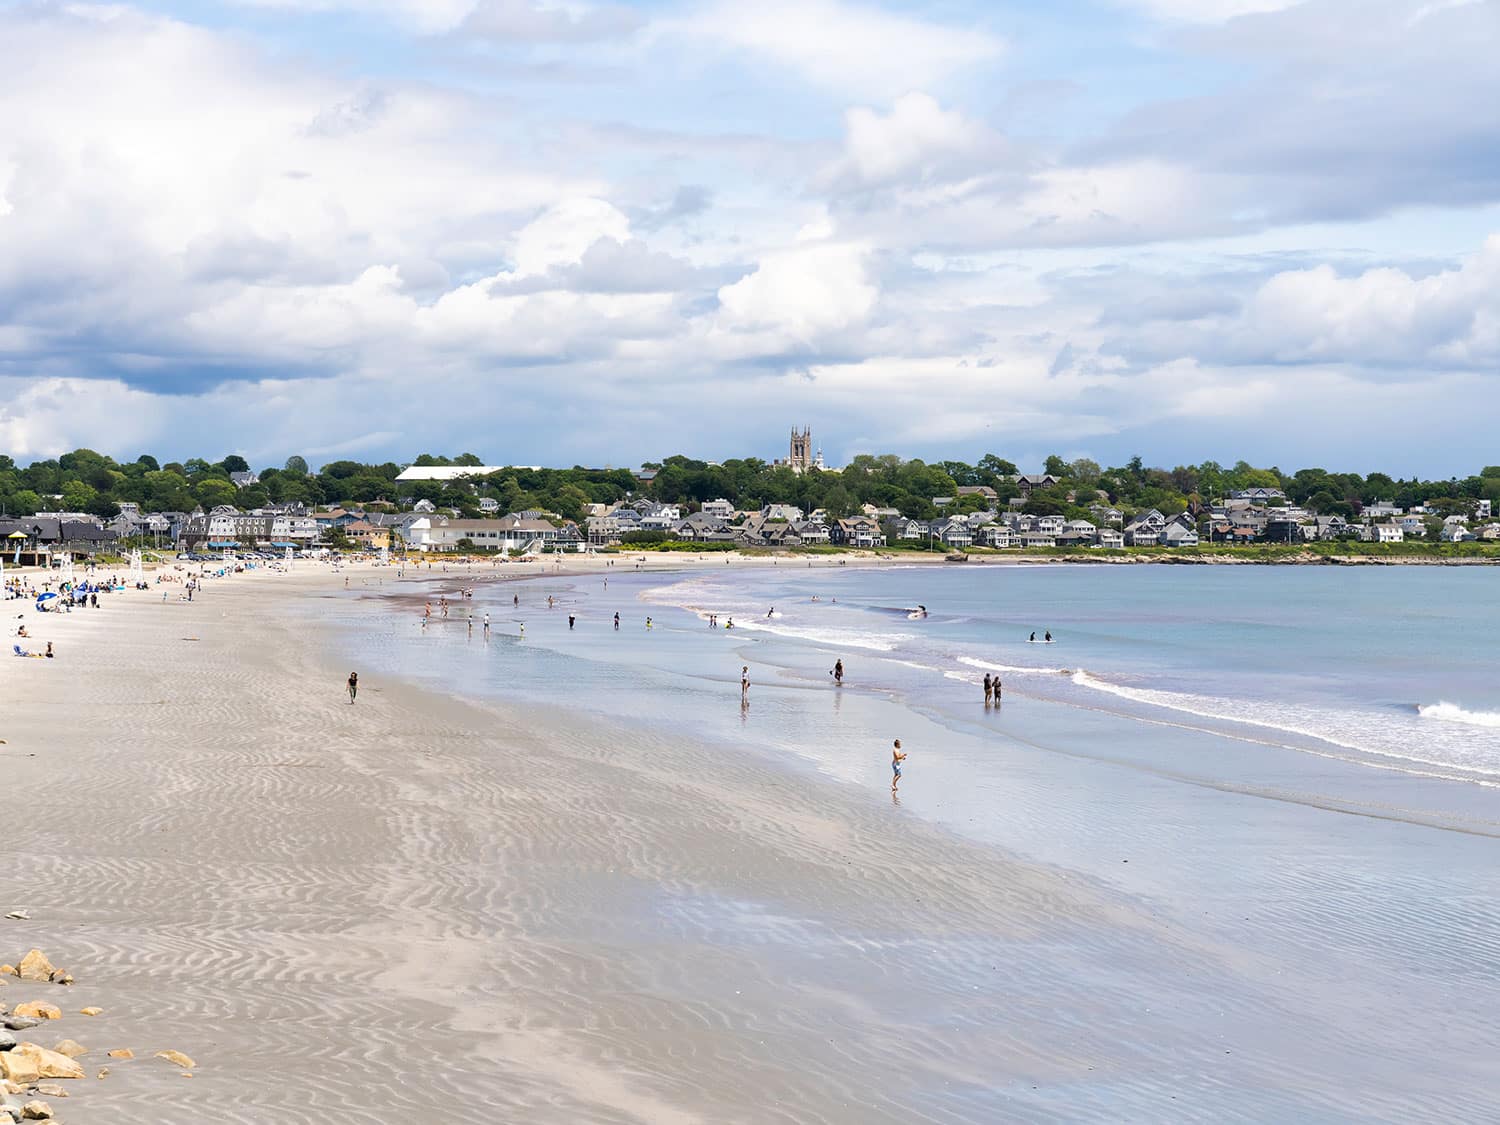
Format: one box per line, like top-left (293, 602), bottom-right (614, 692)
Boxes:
top-left (0, 561), bottom-right (1152, 1122)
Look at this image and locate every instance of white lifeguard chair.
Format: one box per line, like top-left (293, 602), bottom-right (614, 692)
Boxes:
top-left (128, 549), bottom-right (144, 587)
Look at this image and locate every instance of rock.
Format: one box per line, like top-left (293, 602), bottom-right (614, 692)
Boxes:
top-left (2, 1017), bottom-right (42, 1032)
top-left (0, 1107), bottom-right (17, 1123)
top-left (19, 1102), bottom-right (52, 1120)
top-left (4, 911), bottom-right (30, 921)
top-left (47, 972), bottom-right (72, 987)
top-left (4, 1043), bottom-right (84, 1081)
top-left (0, 967), bottom-right (15, 977)
top-left (51, 1040), bottom-right (86, 1059)
top-left (10, 1003), bottom-right (59, 1022)
top-left (33, 1084), bottom-right (66, 1098)
top-left (0, 1049), bottom-right (38, 1084)
top-left (95, 1066), bottom-right (108, 1079)
top-left (78, 1008), bottom-right (101, 1017)
top-left (155, 1049), bottom-right (194, 1068)
top-left (106, 1049), bottom-right (132, 1059)
top-left (1, 1078), bottom-right (22, 1093)
top-left (0, 1031), bottom-right (14, 1051)
top-left (16, 952), bottom-right (53, 984)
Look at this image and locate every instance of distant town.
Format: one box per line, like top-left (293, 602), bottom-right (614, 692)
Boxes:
top-left (2, 431), bottom-right (1499, 560)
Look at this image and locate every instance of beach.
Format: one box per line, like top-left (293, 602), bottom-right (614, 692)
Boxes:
top-left (3, 558), bottom-right (1499, 1122)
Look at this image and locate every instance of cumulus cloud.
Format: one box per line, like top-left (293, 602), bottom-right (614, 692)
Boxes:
top-left (671, 0), bottom-right (1004, 99)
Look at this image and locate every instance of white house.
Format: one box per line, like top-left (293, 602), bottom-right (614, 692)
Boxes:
top-left (1373, 523), bottom-right (1405, 543)
top-left (701, 499), bottom-right (736, 519)
top-left (1096, 528), bottom-right (1125, 549)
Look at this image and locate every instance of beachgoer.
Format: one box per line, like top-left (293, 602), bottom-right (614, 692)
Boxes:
top-left (347, 672), bottom-right (358, 703)
top-left (983, 673), bottom-right (992, 704)
top-left (993, 675), bottom-right (1002, 701)
top-left (725, 618), bottom-right (734, 629)
top-left (767, 607), bottom-right (774, 619)
top-left (1029, 631), bottom-right (1036, 642)
top-left (741, 666), bottom-right (749, 701)
top-left (483, 613), bottom-right (490, 636)
top-left (834, 659), bottom-right (844, 685)
top-left (891, 739), bottom-right (906, 790)
top-left (519, 623), bottom-right (525, 638)
top-left (45, 642), bottom-right (53, 659)
top-left (569, 615), bottom-right (576, 630)
top-left (646, 617), bottom-right (653, 629)
top-left (468, 615), bottom-right (473, 636)
top-left (1045, 631), bottom-right (1052, 642)
top-left (614, 612), bottom-right (620, 630)
top-left (513, 593), bottom-right (519, 607)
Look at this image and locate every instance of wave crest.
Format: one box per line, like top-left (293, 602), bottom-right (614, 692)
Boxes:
top-left (1418, 702), bottom-right (1500, 728)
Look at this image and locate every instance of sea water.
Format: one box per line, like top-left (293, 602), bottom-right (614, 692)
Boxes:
top-left (338, 562), bottom-right (1500, 1119)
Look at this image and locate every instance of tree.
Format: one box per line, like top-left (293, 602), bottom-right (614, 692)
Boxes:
top-left (61, 480), bottom-right (98, 512)
top-left (977, 454), bottom-right (1019, 480)
top-left (10, 489), bottom-right (40, 515)
top-left (1068, 458), bottom-right (1102, 484)
top-left (1043, 454), bottom-right (1069, 477)
top-left (135, 454), bottom-right (160, 472)
top-left (195, 478), bottom-right (238, 509)
top-left (284, 455), bottom-right (309, 477)
top-left (454, 453), bottom-right (485, 466)
top-left (221, 454), bottom-right (250, 473)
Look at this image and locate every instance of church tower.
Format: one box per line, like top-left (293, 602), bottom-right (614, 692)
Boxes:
top-left (789, 427), bottom-right (812, 472)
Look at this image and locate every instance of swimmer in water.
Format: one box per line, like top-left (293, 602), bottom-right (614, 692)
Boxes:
top-left (767, 607), bottom-right (774, 619)
top-left (614, 612), bottom-right (620, 630)
top-left (1045, 631), bottom-right (1052, 642)
top-left (833, 659), bottom-right (844, 685)
top-left (1029, 631), bottom-right (1036, 642)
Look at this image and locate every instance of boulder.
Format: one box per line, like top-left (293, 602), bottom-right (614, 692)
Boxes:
top-left (0, 1031), bottom-right (14, 1051)
top-left (106, 1049), bottom-right (132, 1060)
top-left (19, 1102), bottom-right (52, 1121)
top-left (0, 1049), bottom-right (38, 1084)
top-left (155, 1049), bottom-right (194, 1068)
top-left (0, 966), bottom-right (15, 977)
top-left (0, 1107), bottom-right (17, 1123)
top-left (51, 1039), bottom-right (86, 1058)
top-left (2, 1017), bottom-right (42, 1032)
top-left (47, 972), bottom-right (72, 987)
top-left (10, 1003), bottom-right (59, 1022)
top-left (34, 1084), bottom-right (66, 1098)
top-left (16, 952), bottom-right (53, 984)
top-left (78, 1008), bottom-right (102, 1017)
top-left (5, 1043), bottom-right (84, 1081)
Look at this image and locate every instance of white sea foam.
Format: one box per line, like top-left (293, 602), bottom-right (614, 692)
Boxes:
top-left (957, 655), bottom-right (1069, 676)
top-left (1418, 702), bottom-right (1500, 728)
top-left (731, 618), bottom-right (912, 652)
top-left (1069, 671), bottom-right (1500, 780)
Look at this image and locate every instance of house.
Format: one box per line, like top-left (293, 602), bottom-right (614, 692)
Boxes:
top-left (408, 516), bottom-right (565, 553)
top-left (229, 470), bottom-right (260, 488)
top-left (674, 512), bottom-right (734, 542)
top-left (1310, 515), bottom-right (1349, 541)
top-left (883, 517), bottom-right (929, 543)
top-left (1158, 523), bottom-right (1200, 548)
top-left (1122, 509), bottom-right (1167, 546)
top-left (411, 498), bottom-right (437, 514)
top-left (1035, 515), bottom-right (1065, 535)
top-left (1012, 474), bottom-right (1061, 497)
top-left (586, 514), bottom-right (621, 546)
top-left (862, 504), bottom-right (903, 521)
top-left (700, 499), bottom-right (736, 520)
top-left (1020, 531), bottom-right (1057, 549)
top-left (932, 518), bottom-right (973, 549)
top-left (1479, 523), bottom-right (1500, 541)
top-left (980, 525), bottom-right (1014, 548)
top-left (0, 517), bottom-right (117, 557)
top-left (1228, 487), bottom-right (1287, 503)
top-left (1396, 514), bottom-right (1428, 536)
top-left (1440, 523), bottom-right (1476, 543)
top-left (761, 503), bottom-right (804, 523)
top-left (1478, 499), bottom-right (1493, 519)
top-left (956, 485), bottom-right (998, 502)
top-left (1089, 504), bottom-right (1124, 526)
top-left (831, 518), bottom-right (885, 548)
top-left (1065, 519), bottom-right (1097, 537)
top-left (344, 520), bottom-right (391, 550)
top-left (1373, 523), bottom-right (1405, 544)
top-left (478, 497), bottom-right (500, 513)
top-left (792, 520), bottom-right (831, 544)
top-left (1097, 528), bottom-right (1125, 549)
top-left (639, 503), bottom-right (682, 531)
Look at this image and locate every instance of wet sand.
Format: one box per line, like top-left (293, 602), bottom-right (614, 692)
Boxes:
top-left (0, 564), bottom-right (1168, 1123)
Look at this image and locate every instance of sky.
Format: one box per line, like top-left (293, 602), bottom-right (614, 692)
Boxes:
top-left (0, 0), bottom-right (1497, 475)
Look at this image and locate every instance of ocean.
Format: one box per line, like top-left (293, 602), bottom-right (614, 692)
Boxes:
top-left (337, 561), bottom-right (1500, 1120)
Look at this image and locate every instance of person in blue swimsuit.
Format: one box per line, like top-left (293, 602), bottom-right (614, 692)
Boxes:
top-left (891, 739), bottom-right (906, 790)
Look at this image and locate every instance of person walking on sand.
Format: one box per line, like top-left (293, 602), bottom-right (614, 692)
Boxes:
top-left (614, 612), bottom-right (620, 631)
top-left (833, 659), bottom-right (844, 685)
top-left (568, 615), bottom-right (576, 630)
top-left (468, 614), bottom-right (473, 637)
top-left (891, 739), bottom-right (906, 791)
top-left (483, 613), bottom-right (490, 637)
top-left (983, 673), bottom-right (993, 705)
top-left (741, 666), bottom-right (750, 701)
top-left (513, 593), bottom-right (519, 608)
top-left (347, 671), bottom-right (359, 703)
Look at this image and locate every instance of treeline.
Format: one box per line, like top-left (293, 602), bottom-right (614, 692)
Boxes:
top-left (2, 449), bottom-right (1499, 527)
